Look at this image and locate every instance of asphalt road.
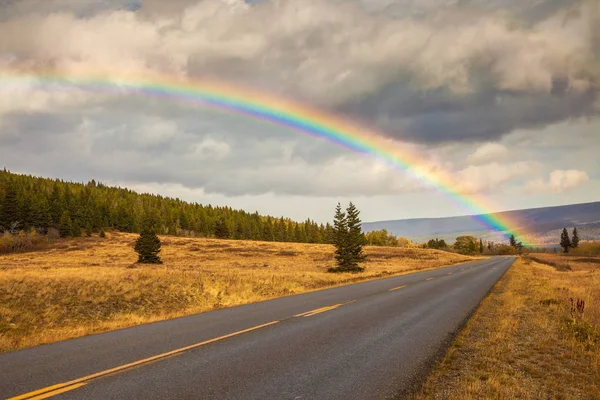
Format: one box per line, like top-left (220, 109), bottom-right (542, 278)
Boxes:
top-left (2, 256), bottom-right (514, 400)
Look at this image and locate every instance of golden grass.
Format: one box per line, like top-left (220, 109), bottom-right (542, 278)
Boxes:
top-left (0, 232), bottom-right (476, 352)
top-left (413, 257), bottom-right (600, 399)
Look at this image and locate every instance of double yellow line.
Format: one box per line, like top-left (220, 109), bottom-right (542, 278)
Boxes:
top-left (8, 321), bottom-right (279, 400)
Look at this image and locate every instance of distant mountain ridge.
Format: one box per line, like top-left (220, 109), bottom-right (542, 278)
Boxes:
top-left (362, 201), bottom-right (600, 244)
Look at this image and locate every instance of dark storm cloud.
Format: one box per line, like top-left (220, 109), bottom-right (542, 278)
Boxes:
top-left (339, 81), bottom-right (598, 143)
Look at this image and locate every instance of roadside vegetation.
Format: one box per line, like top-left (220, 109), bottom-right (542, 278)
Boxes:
top-left (413, 255), bottom-right (600, 399)
top-left (0, 232), bottom-right (478, 352)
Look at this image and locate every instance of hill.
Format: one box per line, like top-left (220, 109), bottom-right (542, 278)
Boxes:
top-left (362, 202), bottom-right (600, 245)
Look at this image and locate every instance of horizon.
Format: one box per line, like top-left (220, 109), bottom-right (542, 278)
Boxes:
top-left (3, 167), bottom-right (598, 226)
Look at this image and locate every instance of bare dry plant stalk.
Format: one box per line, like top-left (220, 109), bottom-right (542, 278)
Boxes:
top-left (0, 232), bottom-right (476, 352)
top-left (413, 257), bottom-right (600, 399)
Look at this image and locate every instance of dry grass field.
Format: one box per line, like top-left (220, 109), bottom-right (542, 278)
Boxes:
top-left (414, 256), bottom-right (600, 399)
top-left (0, 232), bottom-right (476, 352)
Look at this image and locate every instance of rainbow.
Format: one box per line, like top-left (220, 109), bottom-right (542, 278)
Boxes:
top-left (0, 69), bottom-right (529, 245)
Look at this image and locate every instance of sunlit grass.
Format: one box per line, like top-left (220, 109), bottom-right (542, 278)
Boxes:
top-left (0, 232), bottom-right (477, 352)
top-left (414, 257), bottom-right (600, 399)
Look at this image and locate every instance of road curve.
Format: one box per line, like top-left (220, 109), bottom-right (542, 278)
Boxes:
top-left (1, 257), bottom-right (514, 400)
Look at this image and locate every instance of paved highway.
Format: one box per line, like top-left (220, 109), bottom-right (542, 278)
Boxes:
top-left (1, 257), bottom-right (514, 400)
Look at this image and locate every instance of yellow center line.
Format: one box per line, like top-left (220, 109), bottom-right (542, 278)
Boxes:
top-left (426, 277), bottom-right (434, 281)
top-left (302, 304), bottom-right (343, 317)
top-left (293, 309), bottom-right (318, 317)
top-left (388, 285), bottom-right (407, 291)
top-left (447, 272), bottom-right (453, 275)
top-left (8, 321), bottom-right (279, 400)
top-left (26, 383), bottom-right (87, 400)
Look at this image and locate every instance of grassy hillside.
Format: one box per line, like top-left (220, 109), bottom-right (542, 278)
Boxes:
top-left (0, 233), bottom-right (478, 352)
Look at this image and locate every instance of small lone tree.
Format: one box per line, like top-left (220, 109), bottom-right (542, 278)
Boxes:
top-left (329, 202), bottom-right (365, 273)
top-left (571, 227), bottom-right (579, 249)
top-left (509, 234), bottom-right (517, 247)
top-left (560, 228), bottom-right (571, 253)
top-left (134, 215), bottom-right (162, 264)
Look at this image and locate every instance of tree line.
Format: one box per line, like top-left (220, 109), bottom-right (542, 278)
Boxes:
top-left (0, 169), bottom-right (336, 244)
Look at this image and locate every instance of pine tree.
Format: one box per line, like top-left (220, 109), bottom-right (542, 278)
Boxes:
top-left (0, 180), bottom-right (18, 231)
top-left (214, 218), bottom-right (230, 239)
top-left (19, 196), bottom-right (33, 232)
top-left (71, 219), bottom-right (82, 237)
top-left (331, 203), bottom-right (348, 271)
top-left (560, 228), bottom-right (571, 253)
top-left (134, 216), bottom-right (162, 264)
top-left (345, 202), bottom-right (365, 271)
top-left (509, 234), bottom-right (517, 247)
top-left (58, 211), bottom-right (73, 238)
top-left (479, 238), bottom-right (484, 254)
top-left (330, 202), bottom-right (365, 273)
top-left (571, 227), bottom-right (579, 249)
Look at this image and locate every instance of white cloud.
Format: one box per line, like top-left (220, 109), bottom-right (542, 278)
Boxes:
top-left (466, 142), bottom-right (509, 164)
top-left (455, 161), bottom-right (540, 194)
top-left (526, 169), bottom-right (590, 193)
top-left (193, 137), bottom-right (231, 160)
top-left (0, 0), bottom-right (597, 107)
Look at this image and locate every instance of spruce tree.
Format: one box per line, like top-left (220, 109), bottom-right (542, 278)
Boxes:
top-left (0, 180), bottom-right (18, 231)
top-left (58, 211), bottom-right (73, 238)
top-left (214, 218), bottom-right (230, 239)
top-left (134, 216), bottom-right (162, 264)
top-left (560, 228), bottom-right (571, 253)
top-left (345, 202), bottom-right (365, 271)
top-left (331, 203), bottom-right (349, 271)
top-left (330, 202), bottom-right (365, 273)
top-left (571, 227), bottom-right (579, 249)
top-left (71, 219), bottom-right (82, 237)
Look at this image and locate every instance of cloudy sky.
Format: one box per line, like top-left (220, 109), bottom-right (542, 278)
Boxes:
top-left (0, 0), bottom-right (598, 223)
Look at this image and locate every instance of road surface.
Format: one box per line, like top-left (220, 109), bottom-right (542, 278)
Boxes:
top-left (1, 257), bottom-right (514, 400)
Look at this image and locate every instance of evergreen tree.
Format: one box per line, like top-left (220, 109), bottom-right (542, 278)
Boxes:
top-left (479, 238), bottom-right (484, 254)
top-left (560, 228), bottom-right (571, 253)
top-left (58, 211), bottom-right (73, 238)
top-left (0, 180), bottom-right (18, 231)
top-left (509, 234), bottom-right (517, 247)
top-left (345, 202), bottom-right (365, 270)
top-left (19, 196), bottom-right (33, 232)
top-left (332, 203), bottom-right (348, 270)
top-left (134, 216), bottom-right (162, 264)
top-left (330, 202), bottom-right (365, 273)
top-left (214, 218), bottom-right (230, 239)
top-left (71, 219), bottom-right (82, 237)
top-left (84, 222), bottom-right (93, 237)
top-left (571, 227), bottom-right (579, 249)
